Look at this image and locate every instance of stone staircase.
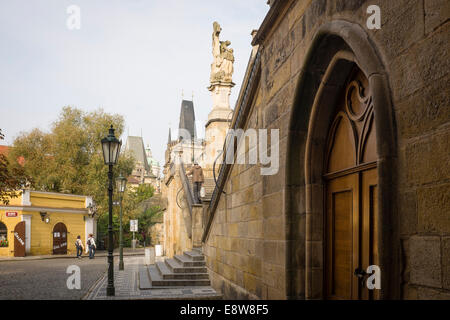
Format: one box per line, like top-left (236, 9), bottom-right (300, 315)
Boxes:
top-left (188, 176), bottom-right (216, 202)
top-left (139, 247), bottom-right (213, 289)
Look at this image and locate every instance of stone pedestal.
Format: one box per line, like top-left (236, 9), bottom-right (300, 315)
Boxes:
top-left (155, 244), bottom-right (163, 257)
top-left (144, 247), bottom-right (155, 265)
top-left (205, 81), bottom-right (234, 169)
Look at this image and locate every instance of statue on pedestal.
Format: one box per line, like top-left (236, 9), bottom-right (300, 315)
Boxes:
top-left (210, 21), bottom-right (234, 84)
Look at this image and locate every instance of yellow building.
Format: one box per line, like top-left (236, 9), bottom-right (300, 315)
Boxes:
top-left (0, 190), bottom-right (96, 257)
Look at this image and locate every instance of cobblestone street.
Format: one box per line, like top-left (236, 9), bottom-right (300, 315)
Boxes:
top-left (0, 256), bottom-right (107, 300)
top-left (85, 256), bottom-right (221, 300)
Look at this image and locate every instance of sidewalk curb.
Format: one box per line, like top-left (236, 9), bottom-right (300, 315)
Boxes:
top-left (0, 251), bottom-right (145, 263)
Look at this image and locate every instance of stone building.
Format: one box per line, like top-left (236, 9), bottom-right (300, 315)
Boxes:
top-left (166, 99), bottom-right (206, 166)
top-left (200, 0), bottom-right (450, 300)
top-left (0, 190), bottom-right (96, 257)
top-left (146, 145), bottom-right (161, 179)
top-left (161, 98), bottom-right (214, 257)
top-left (123, 136), bottom-right (160, 192)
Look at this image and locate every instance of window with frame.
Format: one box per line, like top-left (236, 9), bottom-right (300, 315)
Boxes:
top-left (0, 222), bottom-right (8, 247)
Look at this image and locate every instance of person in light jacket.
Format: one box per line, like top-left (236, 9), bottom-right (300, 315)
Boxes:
top-left (187, 163), bottom-right (204, 204)
top-left (87, 233), bottom-right (96, 259)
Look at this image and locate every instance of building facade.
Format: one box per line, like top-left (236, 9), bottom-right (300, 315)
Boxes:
top-left (124, 136), bottom-right (161, 192)
top-left (0, 190), bottom-right (95, 257)
top-left (162, 99), bottom-right (207, 257)
top-left (201, 0), bottom-right (450, 300)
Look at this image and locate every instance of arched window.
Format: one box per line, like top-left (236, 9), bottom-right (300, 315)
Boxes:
top-left (0, 222), bottom-right (8, 247)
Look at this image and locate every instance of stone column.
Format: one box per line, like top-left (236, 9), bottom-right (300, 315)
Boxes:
top-left (204, 81), bottom-right (234, 173)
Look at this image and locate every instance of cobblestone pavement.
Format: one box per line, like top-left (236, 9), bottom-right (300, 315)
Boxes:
top-left (0, 248), bottom-right (145, 262)
top-left (85, 256), bottom-right (221, 300)
top-left (0, 256), bottom-right (108, 300)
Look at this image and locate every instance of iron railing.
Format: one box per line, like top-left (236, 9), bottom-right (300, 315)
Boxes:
top-left (179, 158), bottom-right (194, 217)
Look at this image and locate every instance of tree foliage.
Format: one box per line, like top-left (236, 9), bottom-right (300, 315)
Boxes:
top-left (8, 107), bottom-right (135, 216)
top-left (130, 184), bottom-right (155, 204)
top-left (0, 129), bottom-right (29, 204)
top-left (97, 184), bottom-right (160, 245)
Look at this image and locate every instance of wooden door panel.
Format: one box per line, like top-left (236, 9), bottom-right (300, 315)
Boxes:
top-left (323, 66), bottom-right (379, 300)
top-left (325, 174), bottom-right (359, 300)
top-left (53, 223), bottom-right (67, 255)
top-left (361, 168), bottom-right (378, 300)
top-left (332, 190), bottom-right (352, 299)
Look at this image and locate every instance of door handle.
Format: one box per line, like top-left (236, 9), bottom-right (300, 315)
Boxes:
top-left (354, 267), bottom-right (367, 279)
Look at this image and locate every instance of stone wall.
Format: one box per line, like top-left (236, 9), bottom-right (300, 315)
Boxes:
top-left (148, 222), bottom-right (164, 246)
top-left (203, 0), bottom-right (449, 299)
top-left (163, 167), bottom-right (193, 258)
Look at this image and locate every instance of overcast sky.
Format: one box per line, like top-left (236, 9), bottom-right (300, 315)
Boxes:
top-left (0, 0), bottom-right (268, 166)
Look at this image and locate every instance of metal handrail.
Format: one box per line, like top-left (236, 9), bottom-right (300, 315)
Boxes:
top-left (213, 148), bottom-right (226, 195)
top-left (179, 158), bottom-right (194, 216)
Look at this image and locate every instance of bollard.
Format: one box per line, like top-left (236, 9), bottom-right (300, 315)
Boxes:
top-left (155, 244), bottom-right (162, 257)
top-left (144, 248), bottom-right (150, 265)
top-left (144, 247), bottom-right (156, 265)
top-left (149, 247), bottom-right (155, 264)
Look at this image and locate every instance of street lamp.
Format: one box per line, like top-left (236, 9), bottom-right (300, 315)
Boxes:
top-left (116, 174), bottom-right (127, 271)
top-left (101, 125), bottom-right (122, 297)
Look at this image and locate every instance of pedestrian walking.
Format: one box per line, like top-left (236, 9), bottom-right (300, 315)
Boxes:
top-left (141, 230), bottom-right (146, 248)
top-left (187, 162), bottom-right (204, 204)
top-left (87, 233), bottom-right (96, 259)
top-left (75, 235), bottom-right (84, 259)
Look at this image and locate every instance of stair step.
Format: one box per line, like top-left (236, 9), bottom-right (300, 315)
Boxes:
top-left (192, 247), bottom-right (203, 254)
top-left (166, 258), bottom-right (207, 273)
top-left (184, 250), bottom-right (205, 261)
top-left (156, 262), bottom-right (209, 280)
top-left (148, 265), bottom-right (210, 287)
top-left (138, 265), bottom-right (152, 289)
top-left (174, 254), bottom-right (206, 267)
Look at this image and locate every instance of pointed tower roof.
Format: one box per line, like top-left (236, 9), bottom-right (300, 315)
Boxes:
top-left (168, 127), bottom-right (172, 144)
top-left (178, 100), bottom-right (196, 140)
top-left (124, 136), bottom-right (150, 171)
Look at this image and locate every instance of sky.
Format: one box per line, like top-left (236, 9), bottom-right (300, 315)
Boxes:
top-left (0, 0), bottom-right (268, 166)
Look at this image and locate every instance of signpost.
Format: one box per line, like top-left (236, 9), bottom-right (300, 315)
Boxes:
top-left (130, 219), bottom-right (138, 249)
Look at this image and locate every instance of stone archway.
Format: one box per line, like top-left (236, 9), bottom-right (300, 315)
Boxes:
top-left (286, 20), bottom-right (398, 300)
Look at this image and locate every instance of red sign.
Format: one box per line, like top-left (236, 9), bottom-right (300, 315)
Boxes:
top-left (6, 212), bottom-right (18, 217)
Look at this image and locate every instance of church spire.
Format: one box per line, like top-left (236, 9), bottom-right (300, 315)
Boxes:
top-left (168, 127), bottom-right (172, 144)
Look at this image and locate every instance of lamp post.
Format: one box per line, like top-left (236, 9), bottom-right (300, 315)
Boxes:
top-left (101, 125), bottom-right (122, 297)
top-left (116, 174), bottom-right (127, 271)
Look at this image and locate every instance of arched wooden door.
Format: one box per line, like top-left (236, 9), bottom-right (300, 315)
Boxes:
top-left (324, 67), bottom-right (379, 300)
top-left (14, 221), bottom-right (26, 257)
top-left (53, 222), bottom-right (68, 254)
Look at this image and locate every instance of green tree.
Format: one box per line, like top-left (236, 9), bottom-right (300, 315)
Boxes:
top-left (130, 184), bottom-right (155, 204)
top-left (96, 185), bottom-right (160, 247)
top-left (0, 129), bottom-right (29, 204)
top-left (8, 107), bottom-right (135, 218)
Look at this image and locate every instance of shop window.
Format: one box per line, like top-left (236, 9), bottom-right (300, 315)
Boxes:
top-left (0, 222), bottom-right (8, 247)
